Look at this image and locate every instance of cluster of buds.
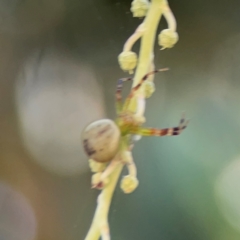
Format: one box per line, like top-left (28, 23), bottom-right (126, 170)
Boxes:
top-left (89, 159), bottom-right (108, 189)
top-left (118, 0), bottom-right (179, 75)
top-left (90, 154), bottom-right (139, 193)
top-left (89, 150), bottom-right (139, 193)
top-left (83, 119), bottom-right (139, 193)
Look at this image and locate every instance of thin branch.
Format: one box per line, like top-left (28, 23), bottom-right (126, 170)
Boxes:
top-left (84, 1), bottom-right (176, 239)
top-left (123, 23), bottom-right (145, 52)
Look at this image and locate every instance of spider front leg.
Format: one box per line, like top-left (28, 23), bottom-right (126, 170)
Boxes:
top-left (115, 77), bottom-right (133, 114)
top-left (131, 114), bottom-right (189, 137)
top-left (123, 68), bottom-right (169, 110)
top-left (116, 68), bottom-right (169, 114)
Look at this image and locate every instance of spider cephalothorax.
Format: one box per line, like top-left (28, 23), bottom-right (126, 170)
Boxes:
top-left (82, 68), bottom-right (189, 163)
top-left (116, 110), bottom-right (143, 136)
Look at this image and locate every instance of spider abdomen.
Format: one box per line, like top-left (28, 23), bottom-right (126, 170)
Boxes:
top-left (82, 119), bottom-right (121, 163)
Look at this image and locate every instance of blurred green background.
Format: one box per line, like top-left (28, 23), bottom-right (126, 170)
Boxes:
top-left (1, 0), bottom-right (240, 239)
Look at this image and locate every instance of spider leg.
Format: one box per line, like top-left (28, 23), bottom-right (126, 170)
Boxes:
top-left (130, 114), bottom-right (189, 137)
top-left (116, 77), bottom-right (133, 114)
top-left (123, 68), bottom-right (169, 109)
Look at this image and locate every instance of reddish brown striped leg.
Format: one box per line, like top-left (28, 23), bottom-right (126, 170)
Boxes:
top-left (130, 113), bottom-right (189, 137)
top-left (123, 68), bottom-right (169, 109)
top-left (115, 77), bottom-right (133, 114)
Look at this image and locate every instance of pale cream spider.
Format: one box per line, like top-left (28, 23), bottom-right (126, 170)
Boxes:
top-left (82, 69), bottom-right (189, 188)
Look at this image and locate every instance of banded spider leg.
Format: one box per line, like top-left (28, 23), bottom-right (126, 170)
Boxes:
top-left (115, 77), bottom-right (133, 114)
top-left (115, 68), bottom-right (169, 114)
top-left (130, 113), bottom-right (189, 137)
top-left (123, 68), bottom-right (169, 110)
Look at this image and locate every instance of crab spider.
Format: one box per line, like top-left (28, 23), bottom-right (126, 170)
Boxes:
top-left (82, 68), bottom-right (189, 164)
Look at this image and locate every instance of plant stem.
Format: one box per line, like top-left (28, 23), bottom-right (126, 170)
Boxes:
top-left (84, 1), bottom-right (167, 239)
top-left (85, 165), bottom-right (124, 240)
top-left (132, 0), bottom-right (163, 88)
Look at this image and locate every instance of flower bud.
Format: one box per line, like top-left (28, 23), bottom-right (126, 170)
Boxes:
top-left (158, 29), bottom-right (179, 50)
top-left (130, 0), bottom-right (149, 18)
top-left (120, 175), bottom-right (139, 194)
top-left (118, 51), bottom-right (137, 74)
top-left (143, 81), bottom-right (155, 98)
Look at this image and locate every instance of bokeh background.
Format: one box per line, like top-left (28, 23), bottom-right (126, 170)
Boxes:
top-left (1, 0), bottom-right (240, 239)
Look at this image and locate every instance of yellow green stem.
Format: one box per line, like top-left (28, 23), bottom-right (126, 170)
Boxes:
top-left (133, 1), bottom-right (163, 87)
top-left (128, 0), bottom-right (164, 112)
top-left (85, 165), bottom-right (123, 240)
top-left (84, 1), bottom-right (166, 239)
